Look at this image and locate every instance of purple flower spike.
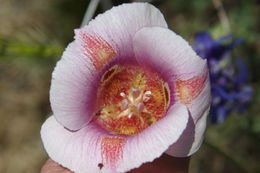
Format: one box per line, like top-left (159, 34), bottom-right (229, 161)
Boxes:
top-left (194, 32), bottom-right (252, 123)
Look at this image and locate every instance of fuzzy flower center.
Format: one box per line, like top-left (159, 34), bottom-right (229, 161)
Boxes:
top-left (95, 65), bottom-right (170, 136)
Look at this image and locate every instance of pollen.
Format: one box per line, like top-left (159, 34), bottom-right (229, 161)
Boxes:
top-left (95, 65), bottom-right (170, 136)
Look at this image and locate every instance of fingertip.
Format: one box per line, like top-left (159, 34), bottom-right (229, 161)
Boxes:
top-left (128, 154), bottom-right (190, 173)
top-left (41, 159), bottom-right (73, 173)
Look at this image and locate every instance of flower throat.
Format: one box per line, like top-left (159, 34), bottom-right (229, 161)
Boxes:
top-left (95, 65), bottom-right (170, 136)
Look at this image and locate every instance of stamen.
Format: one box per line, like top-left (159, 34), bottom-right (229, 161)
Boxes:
top-left (95, 65), bottom-right (170, 136)
top-left (143, 90), bottom-right (152, 102)
top-left (128, 112), bottom-right (133, 119)
top-left (120, 99), bottom-right (128, 110)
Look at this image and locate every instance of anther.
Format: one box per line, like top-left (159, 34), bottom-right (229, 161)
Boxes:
top-left (120, 92), bottom-right (126, 97)
top-left (143, 90), bottom-right (152, 102)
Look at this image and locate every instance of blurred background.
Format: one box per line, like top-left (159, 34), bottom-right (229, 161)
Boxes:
top-left (0, 0), bottom-right (259, 172)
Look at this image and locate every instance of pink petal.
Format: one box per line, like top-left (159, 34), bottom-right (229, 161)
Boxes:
top-left (119, 103), bottom-right (189, 172)
top-left (134, 27), bottom-right (211, 157)
top-left (164, 112), bottom-right (195, 157)
top-left (75, 3), bottom-right (167, 66)
top-left (41, 116), bottom-right (107, 173)
top-left (165, 106), bottom-right (210, 157)
top-left (75, 33), bottom-right (117, 70)
top-left (133, 26), bottom-right (207, 81)
top-left (175, 71), bottom-right (208, 105)
top-left (188, 106), bottom-right (210, 155)
top-left (101, 137), bottom-right (127, 172)
top-left (174, 70), bottom-right (211, 122)
top-left (50, 42), bottom-right (98, 130)
top-left (133, 26), bottom-right (211, 121)
top-left (41, 103), bottom-right (189, 173)
top-left (186, 76), bottom-right (211, 122)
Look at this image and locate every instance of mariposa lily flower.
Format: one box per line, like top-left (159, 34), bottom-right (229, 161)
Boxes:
top-left (41, 3), bottom-right (211, 173)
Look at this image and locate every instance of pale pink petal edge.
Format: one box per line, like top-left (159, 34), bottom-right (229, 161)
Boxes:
top-left (41, 103), bottom-right (189, 173)
top-left (50, 42), bottom-right (98, 130)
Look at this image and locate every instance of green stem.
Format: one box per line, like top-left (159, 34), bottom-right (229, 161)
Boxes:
top-left (0, 40), bottom-right (63, 58)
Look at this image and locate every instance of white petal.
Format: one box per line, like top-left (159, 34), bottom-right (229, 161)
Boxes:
top-left (133, 26), bottom-right (207, 81)
top-left (50, 42), bottom-right (98, 130)
top-left (75, 3), bottom-right (168, 62)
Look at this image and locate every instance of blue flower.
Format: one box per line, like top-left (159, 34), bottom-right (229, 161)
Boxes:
top-left (194, 32), bottom-right (252, 123)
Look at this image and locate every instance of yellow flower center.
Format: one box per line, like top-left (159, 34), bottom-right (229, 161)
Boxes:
top-left (95, 65), bottom-right (170, 136)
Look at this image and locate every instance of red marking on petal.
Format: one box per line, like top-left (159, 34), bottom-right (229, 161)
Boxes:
top-left (176, 72), bottom-right (208, 104)
top-left (101, 137), bottom-right (126, 172)
top-left (80, 32), bottom-right (116, 70)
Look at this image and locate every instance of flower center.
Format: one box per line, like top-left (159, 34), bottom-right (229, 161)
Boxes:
top-left (95, 65), bottom-right (170, 136)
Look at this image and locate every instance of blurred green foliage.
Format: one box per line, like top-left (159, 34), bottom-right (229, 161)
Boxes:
top-left (0, 0), bottom-right (259, 172)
